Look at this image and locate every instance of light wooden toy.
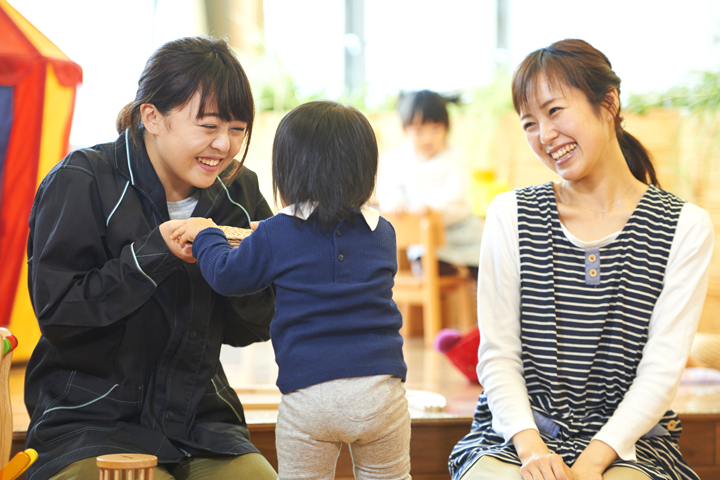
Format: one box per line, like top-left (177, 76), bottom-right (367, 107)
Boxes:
top-left (96, 454), bottom-right (157, 480)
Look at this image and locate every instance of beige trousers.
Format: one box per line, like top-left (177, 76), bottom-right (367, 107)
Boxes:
top-left (461, 455), bottom-right (651, 480)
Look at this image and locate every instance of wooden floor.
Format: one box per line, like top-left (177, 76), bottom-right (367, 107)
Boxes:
top-left (7, 339), bottom-right (720, 479)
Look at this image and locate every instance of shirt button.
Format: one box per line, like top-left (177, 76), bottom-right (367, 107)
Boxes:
top-left (165, 411), bottom-right (174, 421)
top-left (189, 331), bottom-right (197, 340)
top-left (589, 269), bottom-right (598, 278)
top-left (588, 254), bottom-right (597, 263)
top-left (338, 254), bottom-right (344, 262)
top-left (667, 420), bottom-right (678, 430)
top-left (336, 230), bottom-right (342, 236)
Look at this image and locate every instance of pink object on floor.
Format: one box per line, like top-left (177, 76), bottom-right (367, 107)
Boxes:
top-left (434, 328), bottom-right (481, 384)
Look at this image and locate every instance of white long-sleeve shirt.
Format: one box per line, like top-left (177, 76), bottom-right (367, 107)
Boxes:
top-left (478, 190), bottom-right (714, 461)
top-left (377, 142), bottom-right (473, 226)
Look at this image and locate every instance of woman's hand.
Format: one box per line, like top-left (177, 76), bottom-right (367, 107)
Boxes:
top-left (160, 220), bottom-right (196, 263)
top-left (569, 440), bottom-right (617, 480)
top-left (519, 452), bottom-right (574, 480)
top-left (514, 429), bottom-right (574, 480)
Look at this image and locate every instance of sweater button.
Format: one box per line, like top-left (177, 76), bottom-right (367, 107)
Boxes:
top-left (189, 331), bottom-right (197, 340)
top-left (588, 268), bottom-right (598, 278)
top-left (336, 230), bottom-right (342, 236)
top-left (338, 254), bottom-right (344, 262)
top-left (165, 411), bottom-right (174, 421)
top-left (587, 253), bottom-right (597, 263)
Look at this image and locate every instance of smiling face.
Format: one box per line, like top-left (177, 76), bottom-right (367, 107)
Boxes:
top-left (519, 77), bottom-right (617, 182)
top-left (142, 90), bottom-right (248, 201)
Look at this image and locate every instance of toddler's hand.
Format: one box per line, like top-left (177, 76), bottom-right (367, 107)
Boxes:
top-left (171, 217), bottom-right (218, 245)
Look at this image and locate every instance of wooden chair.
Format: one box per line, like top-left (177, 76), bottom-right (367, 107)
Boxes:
top-left (97, 453), bottom-right (157, 480)
top-left (383, 210), bottom-right (474, 346)
top-left (0, 328), bottom-right (36, 480)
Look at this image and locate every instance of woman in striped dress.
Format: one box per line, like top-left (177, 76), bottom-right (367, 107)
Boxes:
top-left (449, 39), bottom-right (714, 480)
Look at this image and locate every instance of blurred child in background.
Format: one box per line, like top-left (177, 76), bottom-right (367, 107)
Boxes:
top-left (377, 90), bottom-right (483, 278)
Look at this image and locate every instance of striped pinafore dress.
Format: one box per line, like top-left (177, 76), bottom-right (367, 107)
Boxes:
top-left (449, 183), bottom-right (699, 480)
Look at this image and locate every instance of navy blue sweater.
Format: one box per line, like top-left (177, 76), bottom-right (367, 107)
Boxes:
top-left (192, 210), bottom-right (407, 394)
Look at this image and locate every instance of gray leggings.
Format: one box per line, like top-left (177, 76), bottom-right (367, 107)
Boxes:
top-left (276, 375), bottom-right (412, 480)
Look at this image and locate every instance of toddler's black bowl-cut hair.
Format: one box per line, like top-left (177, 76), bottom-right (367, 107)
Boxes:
top-left (272, 101), bottom-right (378, 232)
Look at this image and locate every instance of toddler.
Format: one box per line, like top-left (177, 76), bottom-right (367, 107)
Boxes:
top-left (169, 101), bottom-right (411, 480)
top-left (377, 90), bottom-right (482, 278)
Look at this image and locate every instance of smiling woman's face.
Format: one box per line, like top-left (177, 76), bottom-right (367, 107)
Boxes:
top-left (144, 90), bottom-right (248, 201)
top-left (520, 77), bottom-right (616, 182)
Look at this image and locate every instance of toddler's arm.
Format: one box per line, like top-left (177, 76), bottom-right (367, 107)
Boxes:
top-left (171, 217), bottom-right (219, 245)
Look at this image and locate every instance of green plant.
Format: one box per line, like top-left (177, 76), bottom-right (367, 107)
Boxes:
top-left (449, 70), bottom-right (515, 172)
top-left (627, 70), bottom-right (720, 200)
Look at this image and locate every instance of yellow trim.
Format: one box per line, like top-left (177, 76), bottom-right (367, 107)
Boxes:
top-left (7, 259), bottom-right (38, 363)
top-left (38, 63), bottom-right (73, 181)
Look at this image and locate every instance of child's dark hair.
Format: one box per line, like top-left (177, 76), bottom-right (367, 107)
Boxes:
top-left (272, 101), bottom-right (378, 231)
top-left (398, 90), bottom-right (459, 129)
top-left (116, 36), bottom-right (254, 184)
top-left (512, 38), bottom-right (659, 186)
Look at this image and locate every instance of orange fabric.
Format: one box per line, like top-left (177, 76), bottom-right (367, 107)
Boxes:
top-left (0, 0), bottom-right (82, 87)
top-left (0, 1), bottom-right (36, 86)
top-left (6, 63), bottom-right (76, 356)
top-left (0, 0), bottom-right (82, 333)
top-left (0, 61), bottom-right (44, 327)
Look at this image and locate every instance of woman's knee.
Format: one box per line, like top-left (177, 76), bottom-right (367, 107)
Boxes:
top-left (170, 453), bottom-right (277, 480)
top-left (460, 456), bottom-right (522, 480)
top-left (603, 466), bottom-right (652, 480)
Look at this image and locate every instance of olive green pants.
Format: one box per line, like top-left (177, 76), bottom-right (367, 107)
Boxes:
top-left (50, 452), bottom-right (277, 480)
top-left (461, 455), bottom-right (651, 480)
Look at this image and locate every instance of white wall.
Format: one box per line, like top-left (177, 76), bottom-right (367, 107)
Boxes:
top-left (8, 0), bottom-right (720, 147)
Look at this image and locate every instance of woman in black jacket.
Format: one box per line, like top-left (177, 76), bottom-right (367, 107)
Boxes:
top-left (24, 37), bottom-right (277, 480)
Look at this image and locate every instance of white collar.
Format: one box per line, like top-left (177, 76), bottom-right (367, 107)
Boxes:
top-left (278, 202), bottom-right (379, 231)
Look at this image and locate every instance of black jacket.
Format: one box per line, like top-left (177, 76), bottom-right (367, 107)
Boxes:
top-left (24, 132), bottom-right (276, 479)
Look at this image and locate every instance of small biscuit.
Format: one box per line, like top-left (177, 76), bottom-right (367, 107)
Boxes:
top-left (217, 225), bottom-right (252, 246)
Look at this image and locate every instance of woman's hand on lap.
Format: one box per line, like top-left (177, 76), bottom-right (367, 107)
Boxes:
top-left (519, 452), bottom-right (573, 480)
top-left (514, 429), bottom-right (573, 480)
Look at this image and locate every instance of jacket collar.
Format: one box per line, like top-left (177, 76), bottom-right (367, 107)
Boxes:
top-left (112, 129), bottom-right (231, 223)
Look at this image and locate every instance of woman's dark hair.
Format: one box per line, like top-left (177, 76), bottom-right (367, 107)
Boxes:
top-left (272, 101), bottom-right (378, 232)
top-left (511, 38), bottom-right (659, 187)
top-left (116, 36), bottom-right (254, 183)
top-left (398, 90), bottom-right (456, 129)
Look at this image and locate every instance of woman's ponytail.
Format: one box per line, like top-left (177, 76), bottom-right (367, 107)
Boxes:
top-left (116, 101), bottom-right (139, 139)
top-left (618, 129), bottom-right (660, 187)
